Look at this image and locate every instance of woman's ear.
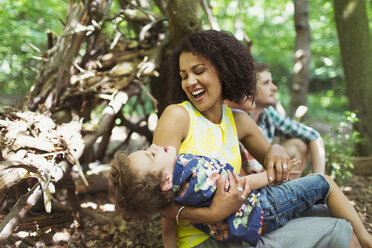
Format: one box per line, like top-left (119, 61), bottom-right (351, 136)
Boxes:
top-left (160, 174), bottom-right (173, 191)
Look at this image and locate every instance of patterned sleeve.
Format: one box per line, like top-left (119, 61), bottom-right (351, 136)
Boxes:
top-left (265, 106), bottom-right (320, 142)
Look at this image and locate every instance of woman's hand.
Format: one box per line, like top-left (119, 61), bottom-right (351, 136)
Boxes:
top-left (264, 144), bottom-right (291, 183)
top-left (207, 170), bottom-right (250, 223)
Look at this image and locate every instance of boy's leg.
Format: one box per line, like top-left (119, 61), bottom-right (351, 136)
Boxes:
top-left (324, 175), bottom-right (372, 247)
top-left (260, 174), bottom-right (330, 232)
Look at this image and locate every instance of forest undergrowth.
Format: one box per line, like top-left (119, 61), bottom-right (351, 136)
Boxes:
top-left (5, 174), bottom-right (372, 248)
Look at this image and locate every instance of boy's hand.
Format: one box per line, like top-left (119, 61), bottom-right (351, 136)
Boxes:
top-left (288, 159), bottom-right (302, 180)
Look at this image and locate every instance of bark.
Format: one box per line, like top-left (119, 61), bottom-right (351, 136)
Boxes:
top-left (80, 0), bottom-right (113, 68)
top-left (352, 156), bottom-right (372, 175)
top-left (151, 0), bottom-right (202, 115)
top-left (333, 0), bottom-right (372, 156)
top-left (167, 0), bottom-right (202, 47)
top-left (289, 0), bottom-right (311, 117)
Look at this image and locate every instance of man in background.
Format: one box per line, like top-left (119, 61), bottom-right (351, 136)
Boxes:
top-left (227, 62), bottom-right (325, 178)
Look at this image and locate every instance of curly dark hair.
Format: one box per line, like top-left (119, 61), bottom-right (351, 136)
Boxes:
top-left (108, 151), bottom-right (174, 222)
top-left (168, 30), bottom-right (256, 104)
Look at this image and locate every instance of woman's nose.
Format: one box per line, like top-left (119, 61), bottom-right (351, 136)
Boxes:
top-left (187, 75), bottom-right (198, 87)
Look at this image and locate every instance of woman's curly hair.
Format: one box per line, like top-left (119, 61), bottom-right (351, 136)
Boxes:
top-left (168, 30), bottom-right (256, 104)
top-left (108, 151), bottom-right (174, 222)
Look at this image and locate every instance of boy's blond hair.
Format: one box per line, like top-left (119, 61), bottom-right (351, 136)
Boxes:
top-left (108, 151), bottom-right (174, 221)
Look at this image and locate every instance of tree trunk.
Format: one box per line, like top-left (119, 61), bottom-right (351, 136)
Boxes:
top-left (289, 0), bottom-right (311, 117)
top-left (167, 0), bottom-right (202, 47)
top-left (333, 0), bottom-right (372, 156)
top-left (150, 0), bottom-right (202, 115)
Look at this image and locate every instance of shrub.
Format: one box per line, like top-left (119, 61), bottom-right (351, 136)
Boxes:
top-left (324, 111), bottom-right (362, 185)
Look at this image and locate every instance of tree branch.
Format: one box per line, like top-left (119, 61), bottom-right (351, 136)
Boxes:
top-left (200, 0), bottom-right (220, 30)
top-left (0, 183), bottom-right (42, 242)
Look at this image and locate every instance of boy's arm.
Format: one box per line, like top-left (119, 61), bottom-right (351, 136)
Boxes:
top-left (245, 171), bottom-right (270, 190)
top-left (162, 217), bottom-right (177, 248)
top-left (243, 160), bottom-right (300, 190)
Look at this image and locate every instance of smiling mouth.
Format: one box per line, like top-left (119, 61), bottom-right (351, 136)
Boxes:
top-left (191, 89), bottom-right (205, 100)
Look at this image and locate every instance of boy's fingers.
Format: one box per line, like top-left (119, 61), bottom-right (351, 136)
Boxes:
top-left (289, 170), bottom-right (301, 176)
top-left (290, 159), bottom-right (302, 167)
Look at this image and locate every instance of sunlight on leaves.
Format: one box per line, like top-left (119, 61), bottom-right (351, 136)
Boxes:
top-left (53, 231), bottom-right (70, 243)
top-left (99, 203), bottom-right (116, 212)
top-left (81, 201), bottom-right (98, 209)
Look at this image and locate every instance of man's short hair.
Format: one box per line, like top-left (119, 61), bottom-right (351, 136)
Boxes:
top-left (254, 62), bottom-right (270, 73)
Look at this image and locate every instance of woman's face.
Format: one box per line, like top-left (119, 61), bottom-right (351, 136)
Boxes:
top-left (179, 52), bottom-right (223, 116)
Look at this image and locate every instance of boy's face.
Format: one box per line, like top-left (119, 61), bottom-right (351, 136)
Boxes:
top-left (128, 144), bottom-right (177, 178)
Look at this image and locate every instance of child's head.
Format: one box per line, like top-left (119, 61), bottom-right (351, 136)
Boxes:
top-left (108, 145), bottom-right (177, 221)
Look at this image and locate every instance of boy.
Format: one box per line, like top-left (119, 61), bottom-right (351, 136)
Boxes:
top-left (109, 144), bottom-right (372, 247)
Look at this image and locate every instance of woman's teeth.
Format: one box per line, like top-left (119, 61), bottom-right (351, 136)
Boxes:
top-left (192, 89), bottom-right (205, 97)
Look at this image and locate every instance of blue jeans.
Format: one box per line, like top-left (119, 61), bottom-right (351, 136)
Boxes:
top-left (259, 174), bottom-right (330, 234)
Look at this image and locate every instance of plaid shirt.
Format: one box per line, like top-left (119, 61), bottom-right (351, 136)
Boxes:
top-left (258, 106), bottom-right (320, 144)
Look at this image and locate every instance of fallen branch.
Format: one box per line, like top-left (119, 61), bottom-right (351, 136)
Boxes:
top-left (83, 91), bottom-right (129, 154)
top-left (0, 183), bottom-right (42, 242)
top-left (118, 112), bottom-right (153, 142)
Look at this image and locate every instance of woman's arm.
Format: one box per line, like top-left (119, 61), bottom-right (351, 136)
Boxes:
top-left (160, 169), bottom-right (250, 224)
top-left (153, 104), bottom-right (189, 151)
top-left (233, 110), bottom-right (290, 183)
top-left (162, 217), bottom-right (177, 248)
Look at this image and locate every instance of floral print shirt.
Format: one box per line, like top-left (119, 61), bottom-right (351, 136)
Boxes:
top-left (172, 154), bottom-right (264, 246)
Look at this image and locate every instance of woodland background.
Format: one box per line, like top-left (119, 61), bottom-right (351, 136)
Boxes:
top-left (0, 0), bottom-right (371, 247)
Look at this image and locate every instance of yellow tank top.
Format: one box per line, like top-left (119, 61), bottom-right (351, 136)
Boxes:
top-left (177, 101), bottom-right (241, 247)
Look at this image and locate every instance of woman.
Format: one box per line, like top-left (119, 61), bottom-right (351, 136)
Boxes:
top-left (153, 30), bottom-right (353, 248)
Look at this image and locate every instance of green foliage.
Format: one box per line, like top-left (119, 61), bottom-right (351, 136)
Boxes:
top-left (122, 84), bottom-right (156, 120)
top-left (0, 0), bottom-right (67, 95)
top-left (208, 0), bottom-right (347, 93)
top-left (1, 0), bottom-right (370, 118)
top-left (324, 112), bottom-right (362, 185)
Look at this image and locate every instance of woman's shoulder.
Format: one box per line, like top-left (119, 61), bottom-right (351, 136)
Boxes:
top-left (231, 108), bottom-right (252, 122)
top-left (153, 104), bottom-right (190, 147)
top-left (162, 104), bottom-right (189, 120)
